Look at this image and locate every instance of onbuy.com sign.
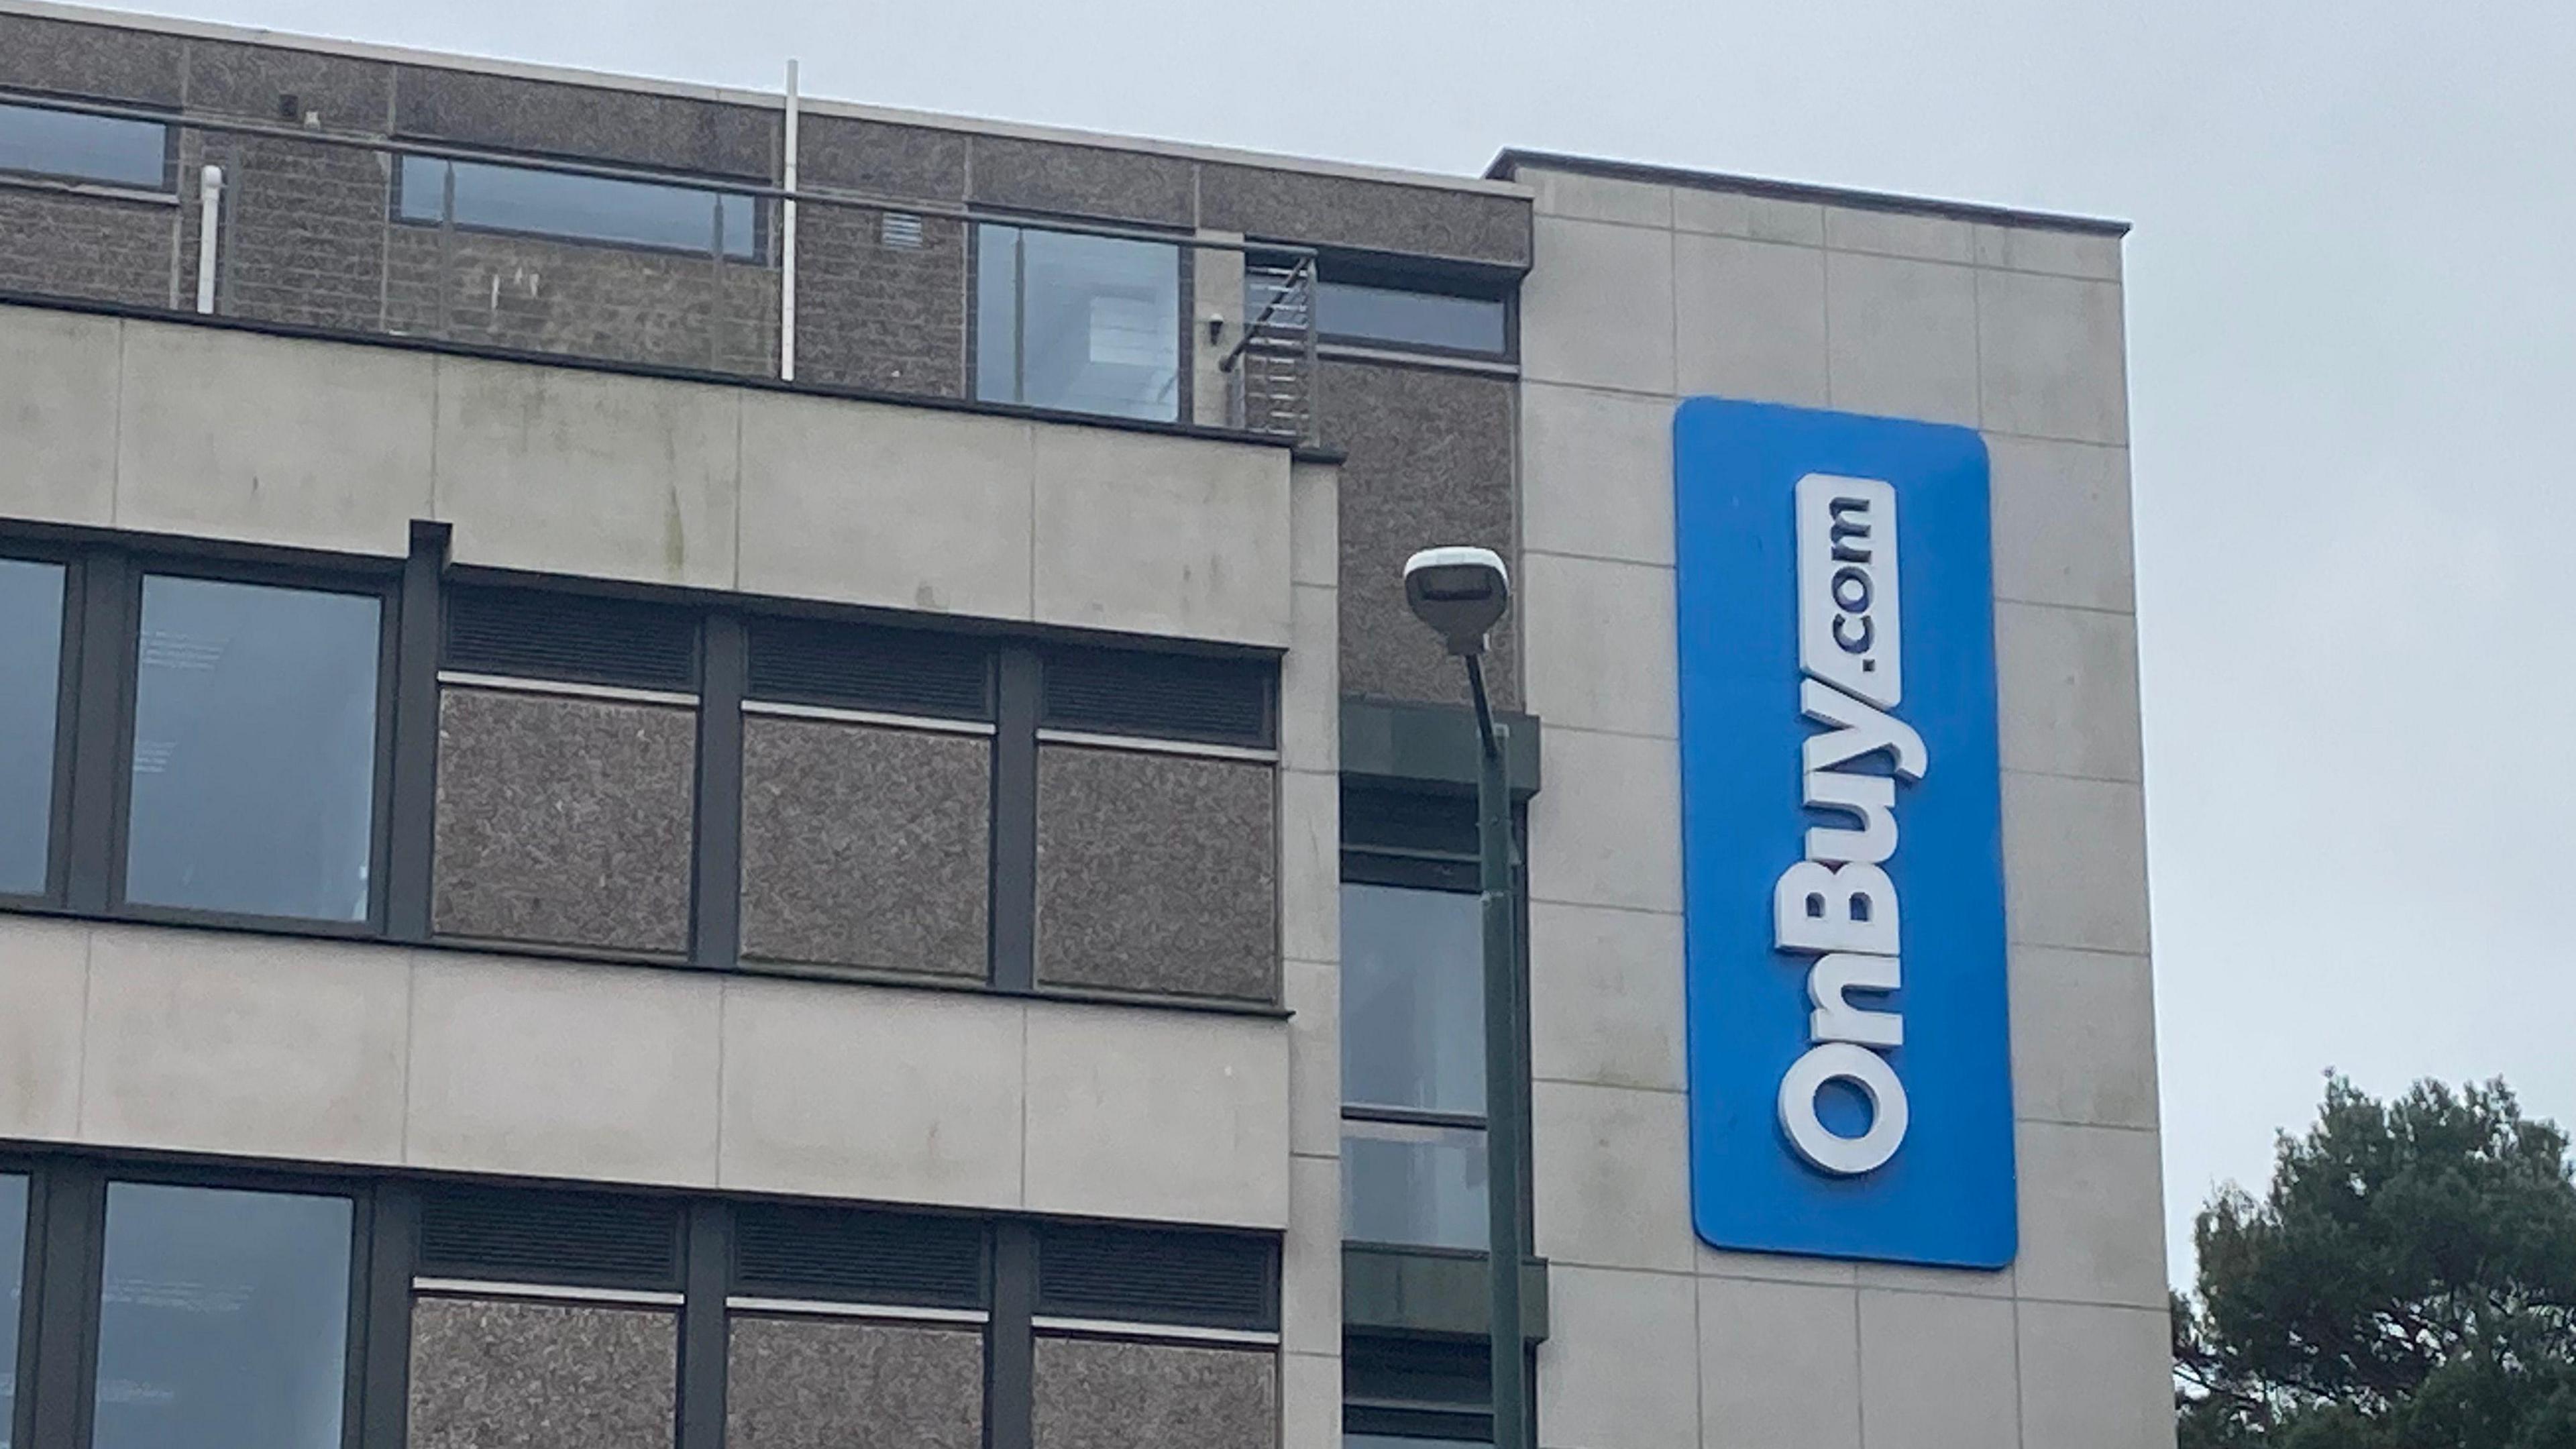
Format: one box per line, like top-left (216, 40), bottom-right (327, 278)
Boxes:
top-left (1674, 400), bottom-right (2015, 1269)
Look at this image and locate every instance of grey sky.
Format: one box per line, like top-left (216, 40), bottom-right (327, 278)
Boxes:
top-left (131, 0), bottom-right (2576, 1287)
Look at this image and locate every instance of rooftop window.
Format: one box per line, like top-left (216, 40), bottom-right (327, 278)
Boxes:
top-left (396, 154), bottom-right (759, 260)
top-left (975, 222), bottom-right (1183, 423)
top-left (0, 100), bottom-right (169, 190)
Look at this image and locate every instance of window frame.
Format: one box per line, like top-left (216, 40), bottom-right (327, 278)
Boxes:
top-left (388, 148), bottom-right (768, 264)
top-left (0, 543), bottom-right (82, 911)
top-left (0, 97), bottom-right (178, 195)
top-left (967, 215), bottom-right (1191, 425)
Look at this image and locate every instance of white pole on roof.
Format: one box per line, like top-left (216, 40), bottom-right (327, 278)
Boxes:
top-left (780, 58), bottom-right (800, 382)
top-left (194, 164), bottom-right (223, 314)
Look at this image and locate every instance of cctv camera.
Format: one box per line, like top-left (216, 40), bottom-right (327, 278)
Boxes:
top-left (1404, 546), bottom-right (1511, 657)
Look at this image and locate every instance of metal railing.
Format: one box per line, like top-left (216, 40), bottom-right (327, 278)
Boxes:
top-left (0, 89), bottom-right (1323, 445)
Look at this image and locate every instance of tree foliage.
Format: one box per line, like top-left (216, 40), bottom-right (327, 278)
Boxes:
top-left (2174, 1075), bottom-right (2576, 1448)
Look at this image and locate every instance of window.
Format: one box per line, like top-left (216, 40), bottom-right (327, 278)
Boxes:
top-left (124, 576), bottom-right (382, 922)
top-left (1316, 281), bottom-right (1508, 356)
top-left (1342, 880), bottom-right (1489, 1250)
top-left (0, 558), bottom-right (65, 897)
top-left (1, 1173), bottom-right (23, 1443)
top-left (91, 1183), bottom-right (354, 1449)
top-left (976, 223), bottom-right (1181, 422)
top-left (396, 154), bottom-right (759, 260)
top-left (0, 101), bottom-right (168, 190)
top-left (1346, 1333), bottom-right (1495, 1445)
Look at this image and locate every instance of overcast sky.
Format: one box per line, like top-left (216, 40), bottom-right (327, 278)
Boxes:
top-left (138, 0), bottom-right (2576, 1285)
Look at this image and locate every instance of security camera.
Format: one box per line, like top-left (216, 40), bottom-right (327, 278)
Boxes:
top-left (1403, 546), bottom-right (1511, 657)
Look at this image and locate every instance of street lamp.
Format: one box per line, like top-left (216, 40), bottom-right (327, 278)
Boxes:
top-left (1401, 546), bottom-right (1525, 1449)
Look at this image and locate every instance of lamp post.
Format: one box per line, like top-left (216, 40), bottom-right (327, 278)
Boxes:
top-left (1401, 546), bottom-right (1525, 1449)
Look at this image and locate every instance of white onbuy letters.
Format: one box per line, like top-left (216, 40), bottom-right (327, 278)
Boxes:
top-left (1774, 475), bottom-right (1917, 1176)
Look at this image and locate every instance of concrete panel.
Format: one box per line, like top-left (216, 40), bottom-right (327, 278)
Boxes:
top-left (1999, 772), bottom-right (2151, 955)
top-left (2017, 1301), bottom-right (2178, 1449)
top-left (1527, 728), bottom-right (1682, 913)
top-left (739, 718), bottom-right (990, 978)
top-left (431, 689), bottom-right (697, 957)
top-left (717, 978), bottom-right (1025, 1210)
top-left (1520, 551), bottom-right (1678, 739)
top-left (409, 1297), bottom-right (678, 1449)
top-left (1855, 1289), bottom-right (2019, 1449)
top-left (2015, 1121), bottom-right (2169, 1309)
top-left (1031, 1336), bottom-right (1277, 1449)
top-left (184, 38), bottom-right (390, 124)
top-left (1277, 768), bottom-right (1340, 968)
top-left (1282, 958), bottom-right (1340, 1159)
top-left (1193, 241), bottom-right (1247, 429)
top-left (117, 321), bottom-right (433, 555)
top-left (1986, 435), bottom-right (2135, 614)
top-left (737, 394), bottom-right (1033, 620)
top-left (1535, 1266), bottom-right (1699, 1449)
top-left (1673, 188), bottom-right (1827, 247)
top-left (1022, 1004), bottom-right (1290, 1228)
top-left (0, 918), bottom-right (89, 1142)
top-left (407, 953), bottom-right (722, 1187)
top-left (728, 1317), bottom-right (983, 1449)
top-left (80, 927), bottom-right (409, 1165)
top-left (1280, 584), bottom-right (1339, 774)
top-left (0, 306), bottom-right (117, 527)
top-left (1532, 1081), bottom-right (1694, 1273)
top-left (2011, 948), bottom-right (2160, 1130)
top-left (433, 357), bottom-right (740, 590)
top-left (1030, 425), bottom-right (1293, 647)
top-left (1280, 1152), bottom-right (1340, 1354)
top-left (1198, 164), bottom-right (1530, 268)
top-left (1527, 168), bottom-right (1672, 228)
top-left (1824, 205), bottom-right (1975, 264)
top-left (800, 114), bottom-right (969, 199)
top-left (394, 63), bottom-right (771, 175)
top-left (0, 12), bottom-right (183, 102)
top-left (1674, 233), bottom-right (1829, 407)
top-left (1824, 252), bottom-right (1979, 427)
top-left (1289, 460), bottom-right (1338, 589)
top-left (1993, 600), bottom-right (2144, 783)
top-left (1974, 223), bottom-right (2125, 282)
top-left (969, 136), bottom-right (1194, 225)
top-left (1528, 901), bottom-right (1685, 1093)
top-left (1694, 1245), bottom-right (1858, 1288)
top-left (1522, 216), bottom-right (1676, 394)
top-left (1279, 1350), bottom-right (1338, 1449)
top-left (1519, 382), bottom-right (1676, 568)
top-left (1698, 1277), bottom-right (1862, 1449)
top-left (1978, 270), bottom-right (2129, 445)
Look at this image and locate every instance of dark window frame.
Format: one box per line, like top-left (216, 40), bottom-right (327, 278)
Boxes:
top-left (0, 96), bottom-right (178, 195)
top-left (1252, 248), bottom-right (1519, 364)
top-left (388, 147), bottom-right (769, 264)
top-left (0, 542), bottom-right (81, 910)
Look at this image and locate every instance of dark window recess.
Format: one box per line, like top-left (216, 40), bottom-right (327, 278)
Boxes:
top-left (1034, 1222), bottom-right (1277, 1332)
top-left (394, 154), bottom-right (759, 260)
top-left (1346, 1334), bottom-right (1493, 1444)
top-left (444, 587), bottom-right (699, 692)
top-left (731, 1203), bottom-right (988, 1309)
top-left (417, 1184), bottom-right (684, 1291)
top-left (1040, 651), bottom-right (1274, 748)
top-left (746, 617), bottom-right (994, 720)
top-left (0, 101), bottom-right (170, 190)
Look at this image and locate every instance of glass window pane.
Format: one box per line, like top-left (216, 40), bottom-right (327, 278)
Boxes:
top-left (1317, 281), bottom-right (1507, 355)
top-left (1349, 1438), bottom-right (1491, 1449)
top-left (0, 102), bottom-right (168, 189)
top-left (976, 223), bottom-right (1179, 422)
top-left (1344, 1120), bottom-right (1488, 1250)
top-left (439, 158), bottom-right (753, 258)
top-left (1, 1173), bottom-right (23, 1442)
top-left (0, 559), bottom-right (65, 896)
top-left (93, 1183), bottom-right (353, 1449)
top-left (394, 154), bottom-right (445, 223)
top-left (125, 577), bottom-right (381, 922)
top-left (1342, 883), bottom-right (1486, 1114)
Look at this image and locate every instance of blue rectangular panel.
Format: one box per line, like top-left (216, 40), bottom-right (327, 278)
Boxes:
top-left (1676, 396), bottom-right (2015, 1269)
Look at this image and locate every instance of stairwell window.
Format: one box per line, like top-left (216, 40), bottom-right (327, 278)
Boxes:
top-left (975, 223), bottom-right (1181, 423)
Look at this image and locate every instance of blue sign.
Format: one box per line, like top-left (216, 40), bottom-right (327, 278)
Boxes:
top-left (1675, 397), bottom-right (2015, 1269)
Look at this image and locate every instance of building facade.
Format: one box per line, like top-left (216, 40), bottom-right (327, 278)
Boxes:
top-left (0, 3), bottom-right (2168, 1445)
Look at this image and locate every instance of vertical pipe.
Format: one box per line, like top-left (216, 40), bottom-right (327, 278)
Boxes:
top-left (780, 58), bottom-right (800, 382)
top-left (1468, 655), bottom-right (1528, 1449)
top-left (194, 164), bottom-right (223, 313)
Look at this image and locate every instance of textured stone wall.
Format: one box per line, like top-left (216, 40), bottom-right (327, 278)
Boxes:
top-left (1031, 1336), bottom-right (1278, 1449)
top-left (409, 1297), bottom-right (678, 1449)
top-left (728, 1316), bottom-right (983, 1449)
top-left (0, 190), bottom-right (174, 308)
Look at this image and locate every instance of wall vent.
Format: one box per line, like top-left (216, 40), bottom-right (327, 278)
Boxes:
top-left (1035, 1222), bottom-right (1277, 1331)
top-left (880, 212), bottom-right (925, 249)
top-left (1040, 651), bottom-right (1275, 747)
top-left (445, 586), bottom-right (699, 692)
top-left (417, 1185), bottom-right (685, 1291)
top-left (747, 616), bottom-right (994, 719)
top-left (732, 1203), bottom-right (988, 1307)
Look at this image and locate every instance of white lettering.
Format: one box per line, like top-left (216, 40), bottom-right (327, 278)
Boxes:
top-left (1778, 1042), bottom-right (1910, 1175)
top-left (1772, 859), bottom-right (1900, 957)
top-left (1796, 474), bottom-right (1902, 708)
top-left (1808, 953), bottom-right (1903, 1049)
top-left (1801, 678), bottom-right (1927, 781)
top-left (1804, 769), bottom-right (1896, 864)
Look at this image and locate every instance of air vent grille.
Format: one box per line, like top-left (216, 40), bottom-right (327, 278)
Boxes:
top-left (880, 212), bottom-right (925, 249)
top-left (445, 587), bottom-right (698, 692)
top-left (747, 617), bottom-right (994, 719)
top-left (732, 1203), bottom-right (988, 1307)
top-left (1041, 651), bottom-right (1273, 747)
top-left (417, 1185), bottom-right (684, 1290)
top-left (1035, 1222), bottom-right (1276, 1331)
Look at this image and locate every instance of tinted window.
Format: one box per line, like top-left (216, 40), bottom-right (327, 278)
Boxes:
top-left (1349, 1438), bottom-right (1490, 1448)
top-left (1344, 1122), bottom-right (1488, 1250)
top-left (0, 559), bottom-right (64, 896)
top-left (977, 223), bottom-right (1180, 422)
top-left (92, 1183), bottom-right (353, 1449)
top-left (0, 102), bottom-right (168, 189)
top-left (1, 1174), bottom-right (22, 1442)
top-left (125, 577), bottom-right (381, 922)
top-left (1315, 280), bottom-right (1507, 355)
top-left (398, 154), bottom-right (757, 259)
top-left (1342, 883), bottom-right (1485, 1114)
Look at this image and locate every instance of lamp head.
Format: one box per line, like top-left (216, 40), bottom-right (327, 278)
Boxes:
top-left (1403, 546), bottom-right (1511, 657)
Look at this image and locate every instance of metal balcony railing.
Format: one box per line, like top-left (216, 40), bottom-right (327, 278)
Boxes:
top-left (0, 90), bottom-right (1323, 446)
